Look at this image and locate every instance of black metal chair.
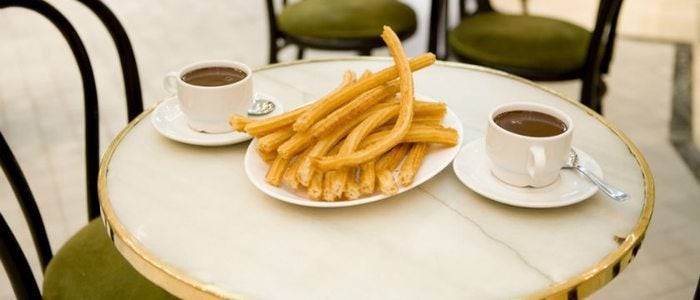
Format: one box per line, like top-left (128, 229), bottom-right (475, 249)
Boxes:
top-left (446, 0), bottom-right (623, 114)
top-left (0, 0), bottom-right (174, 298)
top-left (2, 0), bottom-right (144, 221)
top-left (265, 0), bottom-right (418, 63)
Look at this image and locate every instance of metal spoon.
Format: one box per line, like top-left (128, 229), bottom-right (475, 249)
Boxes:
top-left (247, 95), bottom-right (276, 116)
top-left (564, 150), bottom-right (629, 201)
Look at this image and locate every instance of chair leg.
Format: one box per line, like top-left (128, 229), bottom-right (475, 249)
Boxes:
top-left (269, 38), bottom-right (279, 64)
top-left (442, 44), bottom-right (450, 61)
top-left (597, 78), bottom-right (607, 98)
top-left (296, 46), bottom-right (305, 60)
top-left (581, 75), bottom-right (604, 114)
top-left (521, 0), bottom-right (529, 15)
top-left (428, 0), bottom-right (444, 54)
top-left (358, 48), bottom-right (372, 56)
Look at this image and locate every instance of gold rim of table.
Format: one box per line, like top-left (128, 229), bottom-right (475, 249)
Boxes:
top-left (97, 57), bottom-right (655, 300)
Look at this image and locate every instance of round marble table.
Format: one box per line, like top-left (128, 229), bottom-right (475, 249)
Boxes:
top-left (98, 58), bottom-right (654, 299)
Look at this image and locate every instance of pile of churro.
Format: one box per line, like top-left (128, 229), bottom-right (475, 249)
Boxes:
top-left (230, 26), bottom-right (459, 201)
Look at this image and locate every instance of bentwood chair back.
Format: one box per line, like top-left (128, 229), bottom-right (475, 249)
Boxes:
top-left (447, 0), bottom-right (623, 113)
top-left (265, 0), bottom-right (418, 63)
top-left (1, 0), bottom-right (144, 221)
top-left (0, 0), bottom-right (174, 298)
top-left (0, 131), bottom-right (49, 299)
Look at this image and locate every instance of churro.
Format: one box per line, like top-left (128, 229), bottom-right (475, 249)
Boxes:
top-left (358, 160), bottom-right (376, 194)
top-left (295, 103), bottom-right (393, 186)
top-left (257, 126), bottom-right (295, 153)
top-left (293, 52), bottom-right (434, 132)
top-left (229, 115), bottom-right (252, 132)
top-left (309, 81), bottom-right (399, 138)
top-left (283, 148), bottom-right (310, 189)
top-left (307, 171), bottom-right (324, 200)
top-left (257, 149), bottom-right (277, 163)
top-left (322, 171), bottom-right (339, 201)
top-left (313, 27), bottom-right (415, 170)
top-left (412, 114), bottom-right (446, 125)
top-left (361, 124), bottom-right (459, 147)
top-left (375, 143), bottom-right (410, 195)
top-left (343, 173), bottom-right (361, 200)
top-left (321, 144), bottom-right (343, 201)
top-left (342, 101), bottom-right (446, 151)
top-left (277, 131), bottom-right (315, 159)
top-left (265, 156), bottom-right (289, 186)
top-left (402, 125), bottom-right (458, 145)
top-left (399, 143), bottom-right (428, 186)
top-left (243, 106), bottom-right (306, 137)
top-left (240, 70), bottom-right (356, 137)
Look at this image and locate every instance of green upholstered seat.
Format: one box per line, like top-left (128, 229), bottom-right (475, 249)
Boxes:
top-left (278, 0), bottom-right (417, 39)
top-left (43, 218), bottom-right (176, 299)
top-left (448, 13), bottom-right (591, 77)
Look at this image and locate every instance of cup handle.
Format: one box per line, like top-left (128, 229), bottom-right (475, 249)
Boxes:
top-left (527, 146), bottom-right (546, 180)
top-left (163, 71), bottom-right (179, 95)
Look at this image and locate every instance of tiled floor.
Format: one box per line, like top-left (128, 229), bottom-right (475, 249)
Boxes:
top-left (0, 0), bottom-right (698, 299)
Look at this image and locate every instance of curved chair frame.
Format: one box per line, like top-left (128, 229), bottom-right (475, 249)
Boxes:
top-left (0, 0), bottom-right (143, 298)
top-left (265, 0), bottom-right (417, 63)
top-left (75, 0), bottom-right (144, 218)
top-left (1, 131), bottom-right (47, 299)
top-left (76, 0), bottom-right (143, 122)
top-left (1, 0), bottom-right (99, 224)
top-left (1, 0), bottom-right (143, 220)
top-left (451, 0), bottom-right (623, 113)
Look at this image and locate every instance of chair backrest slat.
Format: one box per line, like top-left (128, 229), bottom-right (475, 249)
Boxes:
top-left (0, 213), bottom-right (41, 300)
top-left (77, 0), bottom-right (143, 122)
top-left (594, 0), bottom-right (623, 74)
top-left (0, 132), bottom-right (53, 271)
top-left (581, 0), bottom-right (624, 83)
top-left (3, 0), bottom-right (101, 220)
top-left (266, 0), bottom-right (281, 41)
top-left (265, 0), bottom-right (283, 63)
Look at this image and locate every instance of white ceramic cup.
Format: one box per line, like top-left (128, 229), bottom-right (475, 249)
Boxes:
top-left (163, 60), bottom-right (252, 133)
top-left (485, 102), bottom-right (574, 187)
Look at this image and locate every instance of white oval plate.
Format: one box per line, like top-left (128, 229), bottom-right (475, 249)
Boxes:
top-left (151, 95), bottom-right (284, 147)
top-left (244, 104), bottom-right (464, 208)
top-left (453, 138), bottom-right (602, 208)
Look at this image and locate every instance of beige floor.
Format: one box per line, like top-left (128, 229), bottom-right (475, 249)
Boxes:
top-left (0, 0), bottom-right (698, 299)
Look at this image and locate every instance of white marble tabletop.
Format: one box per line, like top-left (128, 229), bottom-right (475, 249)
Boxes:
top-left (98, 58), bottom-right (654, 299)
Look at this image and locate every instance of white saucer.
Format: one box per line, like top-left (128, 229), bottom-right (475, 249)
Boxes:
top-left (150, 95), bottom-right (284, 146)
top-left (452, 138), bottom-right (602, 208)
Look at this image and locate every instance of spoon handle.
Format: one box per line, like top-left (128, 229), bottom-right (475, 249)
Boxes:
top-left (575, 165), bottom-right (629, 201)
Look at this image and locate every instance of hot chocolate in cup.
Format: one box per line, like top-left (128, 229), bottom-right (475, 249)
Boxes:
top-left (485, 102), bottom-right (573, 188)
top-left (163, 60), bottom-right (253, 133)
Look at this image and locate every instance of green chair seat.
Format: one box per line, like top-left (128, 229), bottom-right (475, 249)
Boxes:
top-left (278, 0), bottom-right (417, 40)
top-left (43, 218), bottom-right (176, 299)
top-left (448, 13), bottom-right (591, 77)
